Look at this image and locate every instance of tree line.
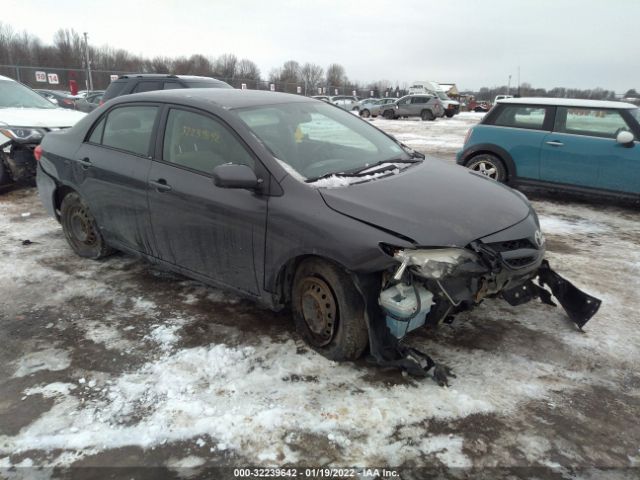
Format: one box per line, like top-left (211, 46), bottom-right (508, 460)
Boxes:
top-left (1, 22), bottom-right (636, 99)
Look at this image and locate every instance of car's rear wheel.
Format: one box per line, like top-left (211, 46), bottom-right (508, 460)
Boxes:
top-left (60, 192), bottom-right (114, 259)
top-left (360, 109), bottom-right (371, 118)
top-left (292, 258), bottom-right (368, 361)
top-left (445, 111), bottom-right (455, 118)
top-left (465, 154), bottom-right (507, 182)
top-left (383, 109), bottom-right (395, 119)
top-left (421, 110), bottom-right (435, 121)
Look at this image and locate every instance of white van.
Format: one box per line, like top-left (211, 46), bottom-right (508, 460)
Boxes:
top-left (0, 75), bottom-right (85, 186)
top-left (408, 81), bottom-right (460, 117)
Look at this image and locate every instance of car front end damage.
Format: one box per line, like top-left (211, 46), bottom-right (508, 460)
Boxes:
top-left (0, 126), bottom-right (49, 185)
top-left (355, 213), bottom-right (602, 386)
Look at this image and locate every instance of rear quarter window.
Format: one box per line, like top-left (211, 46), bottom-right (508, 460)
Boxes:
top-left (491, 105), bottom-right (548, 130)
top-left (102, 81), bottom-right (128, 101)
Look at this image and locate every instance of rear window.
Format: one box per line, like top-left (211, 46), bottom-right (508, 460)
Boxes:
top-left (102, 80), bottom-right (128, 101)
top-left (492, 105), bottom-right (548, 130)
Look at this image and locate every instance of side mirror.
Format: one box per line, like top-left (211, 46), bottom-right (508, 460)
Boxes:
top-left (212, 163), bottom-right (261, 189)
top-left (616, 130), bottom-right (635, 147)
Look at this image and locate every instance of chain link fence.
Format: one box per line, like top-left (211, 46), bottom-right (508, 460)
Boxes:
top-left (1, 64), bottom-right (406, 99)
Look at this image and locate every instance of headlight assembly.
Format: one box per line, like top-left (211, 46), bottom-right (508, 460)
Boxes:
top-left (0, 126), bottom-right (45, 144)
top-left (392, 248), bottom-right (481, 281)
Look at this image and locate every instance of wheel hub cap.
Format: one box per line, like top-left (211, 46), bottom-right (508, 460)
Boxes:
top-left (300, 277), bottom-right (336, 346)
top-left (474, 161), bottom-right (497, 179)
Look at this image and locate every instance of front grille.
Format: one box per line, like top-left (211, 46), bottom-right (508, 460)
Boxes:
top-left (484, 238), bottom-right (539, 269)
top-left (505, 256), bottom-right (536, 268)
top-left (486, 238), bottom-right (535, 252)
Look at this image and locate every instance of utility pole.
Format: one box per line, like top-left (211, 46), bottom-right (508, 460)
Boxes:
top-left (517, 66), bottom-right (520, 96)
top-left (83, 32), bottom-right (93, 92)
top-left (507, 75), bottom-right (512, 95)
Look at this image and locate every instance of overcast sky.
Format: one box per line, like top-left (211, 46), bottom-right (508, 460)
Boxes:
top-left (5, 0), bottom-right (639, 92)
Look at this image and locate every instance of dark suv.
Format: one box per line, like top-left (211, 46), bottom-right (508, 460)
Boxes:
top-left (101, 74), bottom-right (232, 105)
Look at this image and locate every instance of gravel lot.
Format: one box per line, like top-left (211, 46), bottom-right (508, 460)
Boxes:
top-left (1, 112), bottom-right (639, 478)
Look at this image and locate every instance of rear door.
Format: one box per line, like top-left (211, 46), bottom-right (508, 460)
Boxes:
top-left (482, 104), bottom-right (553, 179)
top-left (146, 106), bottom-right (268, 294)
top-left (73, 104), bottom-right (159, 253)
top-left (540, 106), bottom-right (636, 190)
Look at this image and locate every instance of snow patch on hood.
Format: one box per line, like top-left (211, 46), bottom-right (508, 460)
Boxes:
top-left (0, 107), bottom-right (85, 128)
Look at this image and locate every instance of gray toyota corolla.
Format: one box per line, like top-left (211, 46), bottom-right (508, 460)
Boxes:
top-left (36, 89), bottom-right (600, 385)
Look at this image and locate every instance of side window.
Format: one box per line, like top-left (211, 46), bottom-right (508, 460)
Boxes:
top-left (163, 82), bottom-right (184, 90)
top-left (398, 98), bottom-right (410, 105)
top-left (411, 96), bottom-right (426, 104)
top-left (555, 107), bottom-right (631, 139)
top-left (88, 117), bottom-right (105, 144)
top-left (493, 105), bottom-right (548, 130)
top-left (102, 106), bottom-right (158, 156)
top-left (162, 109), bottom-right (254, 174)
top-left (132, 81), bottom-right (162, 93)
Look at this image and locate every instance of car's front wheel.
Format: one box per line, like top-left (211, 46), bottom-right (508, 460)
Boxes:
top-left (292, 258), bottom-right (369, 361)
top-left (60, 192), bottom-right (114, 259)
top-left (421, 110), bottom-right (435, 121)
top-left (465, 153), bottom-right (507, 182)
top-left (360, 109), bottom-right (371, 118)
top-left (383, 109), bottom-right (395, 119)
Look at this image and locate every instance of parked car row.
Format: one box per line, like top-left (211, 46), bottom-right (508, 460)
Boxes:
top-left (35, 88), bottom-right (105, 112)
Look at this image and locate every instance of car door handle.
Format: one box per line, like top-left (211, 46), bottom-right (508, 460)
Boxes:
top-left (149, 179), bottom-right (172, 192)
top-left (546, 141), bottom-right (564, 147)
top-left (77, 157), bottom-right (92, 169)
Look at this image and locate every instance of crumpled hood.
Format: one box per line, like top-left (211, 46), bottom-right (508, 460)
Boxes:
top-left (319, 159), bottom-right (532, 247)
top-left (0, 108), bottom-right (85, 128)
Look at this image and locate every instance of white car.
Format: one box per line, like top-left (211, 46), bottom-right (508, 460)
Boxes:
top-left (0, 75), bottom-right (85, 186)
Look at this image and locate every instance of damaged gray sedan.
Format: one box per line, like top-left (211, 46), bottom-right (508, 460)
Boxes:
top-left (35, 89), bottom-right (601, 385)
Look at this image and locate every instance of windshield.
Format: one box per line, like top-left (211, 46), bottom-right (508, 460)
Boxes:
top-left (235, 102), bottom-right (409, 180)
top-left (0, 80), bottom-right (57, 109)
top-left (436, 91), bottom-right (450, 101)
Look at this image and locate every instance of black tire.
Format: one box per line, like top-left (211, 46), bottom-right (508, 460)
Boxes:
top-left (465, 153), bottom-right (507, 182)
top-left (292, 258), bottom-right (368, 361)
top-left (421, 110), bottom-right (435, 121)
top-left (383, 109), bottom-right (395, 120)
top-left (360, 109), bottom-right (371, 118)
top-left (445, 111), bottom-right (455, 118)
top-left (60, 192), bottom-right (114, 259)
top-left (0, 154), bottom-right (11, 186)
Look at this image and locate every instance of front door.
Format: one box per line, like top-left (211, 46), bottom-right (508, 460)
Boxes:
top-left (540, 106), bottom-right (634, 189)
top-left (147, 106), bottom-right (267, 295)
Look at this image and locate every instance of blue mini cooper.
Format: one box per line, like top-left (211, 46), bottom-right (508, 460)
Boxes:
top-left (456, 98), bottom-right (639, 199)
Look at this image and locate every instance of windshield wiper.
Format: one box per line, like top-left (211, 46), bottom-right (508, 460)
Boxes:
top-left (344, 158), bottom-right (421, 176)
top-left (305, 158), bottom-right (421, 183)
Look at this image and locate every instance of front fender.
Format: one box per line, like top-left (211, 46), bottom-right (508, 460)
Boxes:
top-left (457, 143), bottom-right (518, 183)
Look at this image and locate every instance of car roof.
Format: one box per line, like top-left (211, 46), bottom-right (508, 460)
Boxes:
top-left (499, 97), bottom-right (637, 109)
top-left (114, 88), bottom-right (315, 109)
top-left (115, 74), bottom-right (217, 81)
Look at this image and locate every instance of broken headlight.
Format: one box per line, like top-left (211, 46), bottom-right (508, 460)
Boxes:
top-left (392, 248), bottom-right (481, 281)
top-left (0, 125), bottom-right (45, 144)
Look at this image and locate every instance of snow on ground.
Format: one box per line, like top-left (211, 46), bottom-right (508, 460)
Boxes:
top-left (1, 113), bottom-right (639, 474)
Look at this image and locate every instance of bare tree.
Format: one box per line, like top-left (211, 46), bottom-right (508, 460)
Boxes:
top-left (300, 62), bottom-right (323, 89)
top-left (213, 54), bottom-right (238, 80)
top-left (236, 58), bottom-right (261, 81)
top-left (326, 63), bottom-right (347, 87)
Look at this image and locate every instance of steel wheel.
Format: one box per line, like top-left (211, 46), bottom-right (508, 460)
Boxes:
top-left (291, 258), bottom-right (368, 360)
top-left (60, 192), bottom-right (114, 259)
top-left (299, 276), bottom-right (337, 347)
